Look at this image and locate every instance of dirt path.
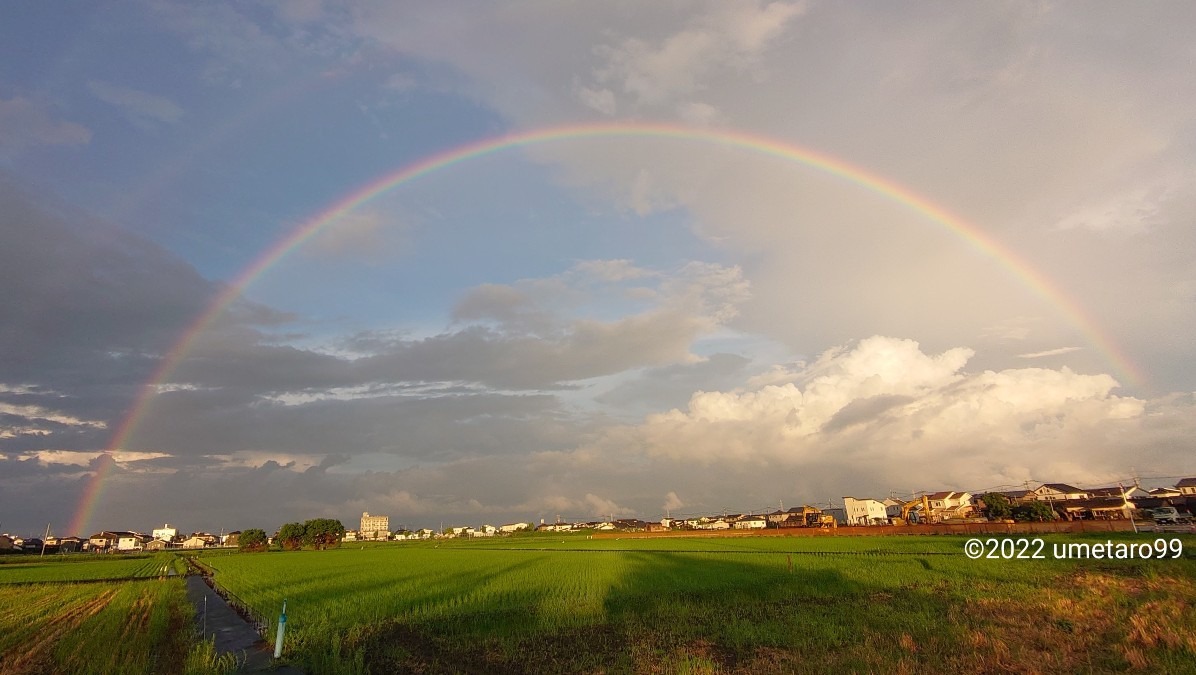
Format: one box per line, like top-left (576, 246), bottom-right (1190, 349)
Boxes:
top-left (185, 575), bottom-right (303, 673)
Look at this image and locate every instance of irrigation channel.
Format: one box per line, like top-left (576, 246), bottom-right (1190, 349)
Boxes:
top-left (184, 558), bottom-right (303, 673)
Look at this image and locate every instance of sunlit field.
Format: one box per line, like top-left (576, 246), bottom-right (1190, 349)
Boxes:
top-left (0, 552), bottom-right (185, 583)
top-left (199, 533), bottom-right (1196, 674)
top-left (0, 579), bottom-right (194, 675)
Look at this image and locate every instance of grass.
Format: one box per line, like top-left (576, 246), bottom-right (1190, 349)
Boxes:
top-left (196, 532), bottom-right (1196, 673)
top-left (0, 552), bottom-right (183, 583)
top-left (0, 578), bottom-right (198, 674)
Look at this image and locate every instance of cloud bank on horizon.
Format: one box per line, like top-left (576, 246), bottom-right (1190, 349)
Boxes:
top-left (1, 1), bottom-right (1194, 534)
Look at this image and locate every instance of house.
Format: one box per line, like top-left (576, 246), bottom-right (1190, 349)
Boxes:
top-left (499, 522), bottom-right (530, 534)
top-left (0, 534), bottom-right (14, 551)
top-left (1054, 498), bottom-right (1137, 520)
top-left (222, 532), bottom-right (240, 547)
top-left (767, 506), bottom-right (822, 526)
top-left (733, 516), bottom-right (767, 529)
top-left (116, 533), bottom-right (149, 551)
top-left (997, 490), bottom-right (1035, 504)
top-left (694, 519), bottom-right (730, 530)
top-left (56, 537), bottom-right (83, 554)
top-left (1033, 484), bottom-right (1090, 502)
top-left (477, 524), bottom-right (498, 537)
top-left (883, 498), bottom-right (904, 519)
top-left (1176, 478), bottom-right (1196, 496)
top-left (144, 538), bottom-right (170, 551)
top-left (181, 535), bottom-right (209, 549)
top-left (1087, 486), bottom-right (1141, 500)
top-left (843, 497), bottom-right (888, 526)
top-left (88, 532), bottom-right (118, 551)
top-left (927, 491), bottom-right (974, 519)
top-left (1147, 487), bottom-right (1182, 498)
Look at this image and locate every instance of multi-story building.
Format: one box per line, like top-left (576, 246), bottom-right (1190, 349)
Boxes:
top-left (152, 524), bottom-right (177, 542)
top-left (842, 497), bottom-right (889, 526)
top-left (360, 512), bottom-right (390, 539)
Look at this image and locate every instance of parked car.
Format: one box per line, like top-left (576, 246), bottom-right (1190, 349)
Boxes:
top-left (1147, 507), bottom-right (1192, 524)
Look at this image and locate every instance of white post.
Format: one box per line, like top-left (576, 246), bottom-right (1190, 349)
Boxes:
top-left (273, 599), bottom-right (287, 658)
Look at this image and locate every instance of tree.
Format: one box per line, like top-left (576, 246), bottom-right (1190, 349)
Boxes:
top-left (981, 493), bottom-right (1013, 521)
top-left (238, 529), bottom-right (268, 552)
top-left (302, 518), bottom-right (345, 550)
top-left (1013, 501), bottom-right (1056, 523)
top-left (277, 522), bottom-right (306, 551)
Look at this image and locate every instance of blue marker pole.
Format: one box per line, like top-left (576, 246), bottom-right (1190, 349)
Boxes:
top-left (273, 599), bottom-right (287, 659)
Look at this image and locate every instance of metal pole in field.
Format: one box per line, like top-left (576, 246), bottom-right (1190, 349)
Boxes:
top-left (203, 596), bottom-right (207, 640)
top-left (273, 599), bottom-right (287, 659)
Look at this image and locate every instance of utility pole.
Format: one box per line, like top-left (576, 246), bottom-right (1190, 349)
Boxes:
top-left (40, 523), bottom-right (50, 557)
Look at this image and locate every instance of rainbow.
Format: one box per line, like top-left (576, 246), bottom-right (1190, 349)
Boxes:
top-left (69, 120), bottom-right (1144, 534)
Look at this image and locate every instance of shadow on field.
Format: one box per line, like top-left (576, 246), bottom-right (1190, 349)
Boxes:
top-left (347, 551), bottom-right (948, 674)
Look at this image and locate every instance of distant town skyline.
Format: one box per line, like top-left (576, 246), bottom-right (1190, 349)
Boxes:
top-left (3, 3), bottom-right (1196, 535)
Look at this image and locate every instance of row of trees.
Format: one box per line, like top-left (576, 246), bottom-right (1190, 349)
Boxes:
top-left (980, 493), bottom-right (1058, 522)
top-left (238, 518), bottom-right (346, 552)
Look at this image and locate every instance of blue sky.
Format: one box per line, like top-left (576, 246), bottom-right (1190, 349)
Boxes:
top-left (2, 2), bottom-right (1195, 535)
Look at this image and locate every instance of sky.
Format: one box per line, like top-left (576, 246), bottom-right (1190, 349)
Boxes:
top-left (2, 1), bottom-right (1195, 537)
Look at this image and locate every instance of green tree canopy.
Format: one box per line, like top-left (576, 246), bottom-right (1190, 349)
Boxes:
top-left (277, 522), bottom-right (307, 551)
top-left (981, 493), bottom-right (1013, 520)
top-left (1013, 501), bottom-right (1056, 523)
top-left (302, 518), bottom-right (345, 550)
top-left (238, 528), bottom-right (268, 552)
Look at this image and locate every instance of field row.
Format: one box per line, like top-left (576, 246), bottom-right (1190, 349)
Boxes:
top-left (0, 553), bottom-right (184, 584)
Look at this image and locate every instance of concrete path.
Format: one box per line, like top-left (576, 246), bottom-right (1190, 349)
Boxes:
top-left (186, 575), bottom-right (304, 673)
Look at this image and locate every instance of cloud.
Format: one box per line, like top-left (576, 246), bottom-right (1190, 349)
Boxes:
top-left (582, 1), bottom-right (806, 110)
top-left (1018, 347), bottom-right (1083, 359)
top-left (0, 97), bottom-right (91, 151)
top-left (87, 81), bottom-right (184, 129)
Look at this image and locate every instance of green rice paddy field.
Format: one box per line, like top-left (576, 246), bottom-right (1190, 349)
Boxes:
top-left (194, 533), bottom-right (1196, 674)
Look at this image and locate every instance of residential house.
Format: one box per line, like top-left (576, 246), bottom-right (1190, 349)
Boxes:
top-left (998, 490), bottom-right (1035, 504)
top-left (843, 497), bottom-right (889, 526)
top-left (1054, 498), bottom-right (1137, 520)
top-left (0, 534), bottom-right (13, 551)
top-left (222, 532), bottom-right (240, 547)
top-left (927, 491), bottom-right (974, 520)
top-left (144, 539), bottom-right (170, 551)
top-left (1033, 484), bottom-right (1090, 502)
top-left (1176, 478), bottom-right (1196, 496)
top-left (88, 532), bottom-right (118, 551)
top-left (181, 535), bottom-right (209, 549)
top-left (477, 525), bottom-right (498, 537)
top-left (56, 537), bottom-right (83, 554)
top-left (116, 533), bottom-right (147, 551)
top-left (499, 522), bottom-right (530, 534)
top-left (883, 498), bottom-right (904, 519)
top-left (1087, 486), bottom-right (1141, 500)
top-left (733, 516), bottom-right (767, 529)
top-left (694, 519), bottom-right (730, 530)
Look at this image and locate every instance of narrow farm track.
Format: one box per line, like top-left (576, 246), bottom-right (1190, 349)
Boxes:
top-left (0, 588), bottom-right (117, 675)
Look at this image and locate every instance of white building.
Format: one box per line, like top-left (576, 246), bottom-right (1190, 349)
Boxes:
top-left (843, 497), bottom-right (889, 526)
top-left (360, 512), bottom-right (390, 539)
top-left (152, 524), bottom-right (177, 542)
top-left (732, 516), bottom-right (767, 529)
top-left (499, 522), bottom-right (530, 533)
